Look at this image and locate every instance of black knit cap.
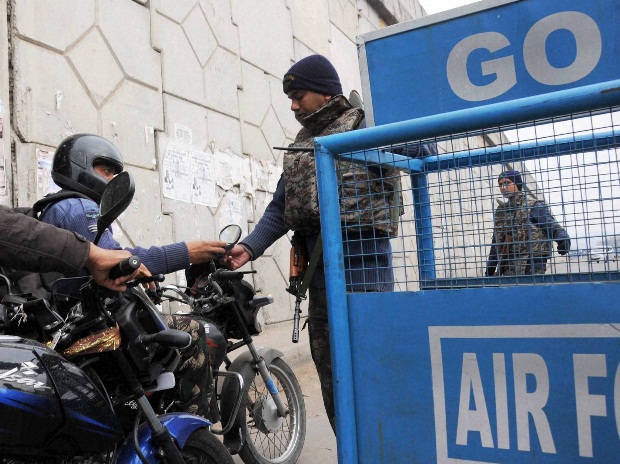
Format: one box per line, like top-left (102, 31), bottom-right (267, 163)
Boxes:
top-left (498, 170), bottom-right (524, 191)
top-left (282, 54), bottom-right (343, 96)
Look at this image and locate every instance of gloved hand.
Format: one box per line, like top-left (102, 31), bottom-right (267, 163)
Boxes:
top-left (556, 239), bottom-right (571, 255)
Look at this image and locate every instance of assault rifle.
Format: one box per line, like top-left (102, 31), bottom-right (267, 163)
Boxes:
top-left (286, 234), bottom-right (322, 343)
top-left (286, 235), bottom-right (307, 343)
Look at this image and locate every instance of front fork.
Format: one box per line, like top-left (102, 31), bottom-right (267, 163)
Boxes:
top-left (247, 341), bottom-right (288, 417)
top-left (227, 297), bottom-right (288, 418)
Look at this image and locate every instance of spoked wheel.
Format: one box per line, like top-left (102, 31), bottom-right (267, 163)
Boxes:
top-left (238, 358), bottom-right (306, 464)
top-left (181, 428), bottom-right (234, 464)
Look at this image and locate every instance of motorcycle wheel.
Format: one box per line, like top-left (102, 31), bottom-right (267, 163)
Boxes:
top-left (181, 428), bottom-right (234, 464)
top-left (238, 357), bottom-right (306, 464)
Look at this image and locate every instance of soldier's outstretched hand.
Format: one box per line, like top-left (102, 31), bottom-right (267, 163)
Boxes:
top-left (225, 244), bottom-right (251, 270)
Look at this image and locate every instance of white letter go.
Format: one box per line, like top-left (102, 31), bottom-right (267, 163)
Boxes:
top-left (447, 11), bottom-right (602, 102)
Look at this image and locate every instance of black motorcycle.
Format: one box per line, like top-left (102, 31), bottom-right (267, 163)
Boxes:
top-left (152, 225), bottom-right (306, 464)
top-left (0, 172), bottom-right (233, 463)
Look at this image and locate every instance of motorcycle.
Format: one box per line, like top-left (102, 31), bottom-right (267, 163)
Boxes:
top-left (152, 225), bottom-right (306, 464)
top-left (0, 172), bottom-right (233, 464)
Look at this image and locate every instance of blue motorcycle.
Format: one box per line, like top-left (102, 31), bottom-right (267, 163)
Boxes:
top-left (0, 172), bottom-right (233, 463)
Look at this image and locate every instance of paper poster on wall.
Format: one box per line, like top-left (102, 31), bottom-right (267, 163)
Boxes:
top-left (189, 150), bottom-right (217, 207)
top-left (251, 158), bottom-right (269, 192)
top-left (250, 158), bottom-right (282, 194)
top-left (37, 148), bottom-right (61, 198)
top-left (240, 156), bottom-right (253, 196)
top-left (214, 151), bottom-right (236, 191)
top-left (162, 143), bottom-right (191, 203)
top-left (174, 123), bottom-right (192, 146)
top-left (219, 195), bottom-right (243, 231)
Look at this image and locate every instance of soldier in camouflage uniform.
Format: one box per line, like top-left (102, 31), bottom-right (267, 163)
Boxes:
top-left (227, 55), bottom-right (400, 434)
top-left (486, 170), bottom-right (571, 276)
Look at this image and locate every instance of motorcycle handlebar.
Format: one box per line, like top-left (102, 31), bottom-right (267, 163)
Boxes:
top-left (211, 268), bottom-right (255, 281)
top-left (109, 256), bottom-right (141, 280)
top-left (137, 329), bottom-right (192, 349)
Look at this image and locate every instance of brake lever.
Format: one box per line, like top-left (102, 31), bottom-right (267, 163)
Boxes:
top-left (126, 274), bottom-right (166, 288)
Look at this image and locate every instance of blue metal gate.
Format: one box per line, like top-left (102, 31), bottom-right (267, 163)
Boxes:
top-left (314, 1), bottom-right (620, 462)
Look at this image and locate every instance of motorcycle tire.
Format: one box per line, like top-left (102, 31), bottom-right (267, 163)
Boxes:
top-left (238, 357), bottom-right (306, 464)
top-left (181, 428), bottom-right (234, 464)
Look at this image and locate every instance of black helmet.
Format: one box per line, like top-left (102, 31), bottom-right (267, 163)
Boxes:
top-left (51, 134), bottom-right (124, 203)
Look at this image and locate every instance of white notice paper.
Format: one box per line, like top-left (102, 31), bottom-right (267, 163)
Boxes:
top-left (162, 143), bottom-right (191, 203)
top-left (189, 150), bottom-right (217, 207)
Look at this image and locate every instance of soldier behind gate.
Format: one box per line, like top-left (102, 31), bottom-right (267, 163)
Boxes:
top-left (486, 170), bottom-right (571, 277)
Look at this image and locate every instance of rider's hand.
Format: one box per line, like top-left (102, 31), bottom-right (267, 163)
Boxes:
top-left (186, 240), bottom-right (229, 264)
top-left (224, 244), bottom-right (251, 270)
top-left (86, 244), bottom-right (152, 291)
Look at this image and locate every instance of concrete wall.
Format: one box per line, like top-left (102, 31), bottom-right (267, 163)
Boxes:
top-left (0, 0), bottom-right (447, 325)
top-left (0, 1), bottom-right (10, 206)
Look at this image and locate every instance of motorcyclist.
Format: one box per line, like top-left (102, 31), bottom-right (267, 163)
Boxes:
top-left (39, 133), bottom-right (227, 415)
top-left (0, 204), bottom-right (150, 291)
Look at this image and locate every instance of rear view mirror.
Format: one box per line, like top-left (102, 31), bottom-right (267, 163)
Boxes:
top-left (219, 224), bottom-right (242, 252)
top-left (94, 172), bottom-right (135, 244)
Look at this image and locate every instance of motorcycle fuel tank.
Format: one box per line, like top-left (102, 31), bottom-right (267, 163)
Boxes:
top-left (0, 336), bottom-right (123, 456)
top-left (201, 320), bottom-right (227, 368)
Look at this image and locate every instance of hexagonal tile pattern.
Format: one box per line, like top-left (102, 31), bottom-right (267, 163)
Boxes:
top-left (290, 0), bottom-right (331, 56)
top-left (241, 122), bottom-right (271, 161)
top-left (100, 80), bottom-right (163, 169)
top-left (199, 0), bottom-right (239, 54)
top-left (206, 110), bottom-right (242, 154)
top-left (183, 5), bottom-right (217, 67)
top-left (163, 94), bottom-right (209, 152)
top-left (203, 47), bottom-right (240, 117)
top-left (157, 14), bottom-right (206, 104)
top-left (239, 61), bottom-right (271, 126)
top-left (13, 39), bottom-right (98, 146)
top-left (268, 74), bottom-right (299, 140)
top-left (233, 0), bottom-right (294, 77)
top-left (14, 0), bottom-right (95, 52)
top-left (68, 29), bottom-right (124, 106)
top-left (327, 0), bottom-right (359, 41)
top-left (154, 0), bottom-right (197, 24)
top-left (7, 0), bottom-right (433, 325)
top-left (261, 107), bottom-right (287, 161)
top-left (99, 0), bottom-right (162, 89)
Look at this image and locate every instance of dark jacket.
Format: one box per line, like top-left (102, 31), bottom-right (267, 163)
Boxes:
top-left (0, 205), bottom-right (90, 275)
top-left (241, 96), bottom-right (395, 291)
top-left (486, 194), bottom-right (570, 276)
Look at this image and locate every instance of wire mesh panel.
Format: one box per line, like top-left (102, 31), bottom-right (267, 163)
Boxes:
top-left (321, 2), bottom-right (620, 462)
top-left (335, 106), bottom-right (620, 293)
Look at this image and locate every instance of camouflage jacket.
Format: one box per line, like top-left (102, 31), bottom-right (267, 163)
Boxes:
top-left (283, 95), bottom-right (400, 236)
top-left (493, 192), bottom-right (551, 259)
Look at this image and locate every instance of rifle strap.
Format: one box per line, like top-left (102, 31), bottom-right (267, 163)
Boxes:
top-left (298, 233), bottom-right (322, 297)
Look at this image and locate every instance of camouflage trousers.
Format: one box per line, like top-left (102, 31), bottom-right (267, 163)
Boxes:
top-left (499, 257), bottom-right (548, 276)
top-left (308, 286), bottom-right (336, 435)
top-left (163, 314), bottom-right (212, 416)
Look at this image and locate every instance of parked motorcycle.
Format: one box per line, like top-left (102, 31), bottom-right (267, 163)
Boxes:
top-left (0, 172), bottom-right (233, 463)
top-left (152, 225), bottom-right (306, 464)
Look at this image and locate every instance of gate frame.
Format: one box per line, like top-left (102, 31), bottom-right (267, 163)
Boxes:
top-left (314, 80), bottom-right (620, 462)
